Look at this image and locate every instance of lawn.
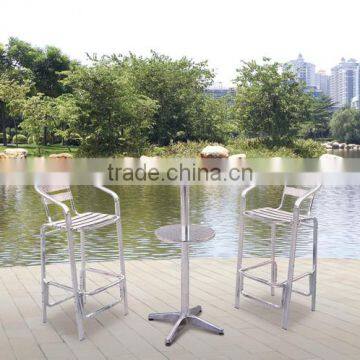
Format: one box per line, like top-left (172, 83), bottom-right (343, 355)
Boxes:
top-left (0, 144), bottom-right (78, 157)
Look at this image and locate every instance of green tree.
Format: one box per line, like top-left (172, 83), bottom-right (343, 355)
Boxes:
top-left (120, 52), bottom-right (215, 145)
top-left (330, 108), bottom-right (360, 143)
top-left (21, 94), bottom-right (56, 154)
top-left (233, 58), bottom-right (311, 140)
top-left (62, 60), bottom-right (158, 156)
top-left (0, 74), bottom-right (30, 145)
top-left (300, 94), bottom-right (334, 138)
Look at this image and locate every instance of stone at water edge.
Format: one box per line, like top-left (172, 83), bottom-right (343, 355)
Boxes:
top-left (49, 153), bottom-right (73, 159)
top-left (200, 145), bottom-right (229, 158)
top-left (0, 152), bottom-right (8, 159)
top-left (331, 142), bottom-right (340, 149)
top-left (4, 148), bottom-right (28, 158)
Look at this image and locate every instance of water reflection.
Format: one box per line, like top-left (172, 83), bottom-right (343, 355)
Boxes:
top-left (0, 185), bottom-right (359, 266)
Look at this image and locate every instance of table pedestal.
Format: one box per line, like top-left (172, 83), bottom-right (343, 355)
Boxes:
top-left (149, 186), bottom-right (224, 346)
top-left (149, 241), bottom-right (224, 345)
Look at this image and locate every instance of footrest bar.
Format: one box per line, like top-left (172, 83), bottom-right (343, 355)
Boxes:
top-left (241, 290), bottom-right (282, 309)
top-left (46, 280), bottom-right (73, 292)
top-left (48, 294), bottom-right (75, 307)
top-left (85, 279), bottom-right (123, 296)
top-left (85, 300), bottom-right (121, 319)
top-left (87, 267), bottom-right (124, 279)
top-left (241, 260), bottom-right (273, 272)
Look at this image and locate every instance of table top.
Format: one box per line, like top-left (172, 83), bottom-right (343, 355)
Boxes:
top-left (155, 224), bottom-right (215, 243)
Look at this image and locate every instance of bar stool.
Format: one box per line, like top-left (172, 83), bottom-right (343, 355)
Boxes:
top-left (148, 185), bottom-right (224, 346)
top-left (35, 184), bottom-right (128, 340)
top-left (235, 185), bottom-right (321, 329)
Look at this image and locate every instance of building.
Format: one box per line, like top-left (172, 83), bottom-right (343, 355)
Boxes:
top-left (330, 58), bottom-right (358, 108)
top-left (287, 54), bottom-right (316, 87)
top-left (315, 70), bottom-right (330, 96)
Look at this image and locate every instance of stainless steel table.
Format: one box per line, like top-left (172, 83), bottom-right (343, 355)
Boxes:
top-left (148, 185), bottom-right (224, 346)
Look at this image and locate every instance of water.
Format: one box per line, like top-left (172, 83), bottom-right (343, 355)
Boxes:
top-left (1, 184), bottom-right (360, 266)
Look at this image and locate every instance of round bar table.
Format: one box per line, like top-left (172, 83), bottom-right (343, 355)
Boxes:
top-left (148, 185), bottom-right (224, 346)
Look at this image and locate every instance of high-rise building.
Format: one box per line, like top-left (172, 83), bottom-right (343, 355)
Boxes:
top-left (315, 70), bottom-right (330, 96)
top-left (330, 58), bottom-right (358, 108)
top-left (287, 54), bottom-right (316, 87)
top-left (351, 66), bottom-right (360, 109)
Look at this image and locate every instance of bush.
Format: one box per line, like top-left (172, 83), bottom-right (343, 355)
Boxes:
top-left (12, 134), bottom-right (27, 144)
top-left (0, 133), bottom-right (10, 144)
top-left (330, 108), bottom-right (360, 143)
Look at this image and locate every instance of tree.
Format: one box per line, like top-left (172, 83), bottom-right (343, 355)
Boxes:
top-left (233, 58), bottom-right (311, 140)
top-left (330, 108), bottom-right (360, 143)
top-left (300, 94), bottom-right (334, 138)
top-left (61, 60), bottom-right (158, 156)
top-left (119, 52), bottom-right (215, 145)
top-left (0, 74), bottom-right (30, 145)
top-left (21, 94), bottom-right (57, 154)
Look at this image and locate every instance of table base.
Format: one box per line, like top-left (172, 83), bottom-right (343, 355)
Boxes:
top-left (148, 305), bottom-right (224, 346)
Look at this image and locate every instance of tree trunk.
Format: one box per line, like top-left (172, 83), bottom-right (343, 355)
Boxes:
top-left (43, 126), bottom-right (47, 146)
top-left (1, 101), bottom-right (7, 146)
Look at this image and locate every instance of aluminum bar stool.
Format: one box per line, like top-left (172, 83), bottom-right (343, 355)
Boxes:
top-left (35, 184), bottom-right (128, 340)
top-left (235, 185), bottom-right (321, 329)
top-left (148, 185), bottom-right (224, 346)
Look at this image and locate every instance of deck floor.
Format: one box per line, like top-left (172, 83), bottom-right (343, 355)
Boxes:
top-left (0, 258), bottom-right (360, 359)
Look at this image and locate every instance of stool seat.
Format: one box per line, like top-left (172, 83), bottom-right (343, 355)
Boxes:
top-left (50, 212), bottom-right (119, 231)
top-left (155, 224), bottom-right (215, 243)
top-left (244, 207), bottom-right (312, 224)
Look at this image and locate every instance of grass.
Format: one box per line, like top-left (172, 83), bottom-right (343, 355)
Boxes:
top-left (1, 137), bottom-right (326, 158)
top-left (144, 137), bottom-right (326, 158)
top-left (0, 144), bottom-right (78, 157)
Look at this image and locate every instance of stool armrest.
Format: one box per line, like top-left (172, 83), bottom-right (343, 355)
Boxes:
top-left (34, 185), bottom-right (70, 218)
top-left (293, 185), bottom-right (321, 220)
top-left (95, 185), bottom-right (120, 216)
top-left (241, 185), bottom-right (256, 212)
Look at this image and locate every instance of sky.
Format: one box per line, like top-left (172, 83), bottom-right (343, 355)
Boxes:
top-left (1, 0), bottom-right (360, 86)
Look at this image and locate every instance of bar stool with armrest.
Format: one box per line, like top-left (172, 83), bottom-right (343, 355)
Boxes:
top-left (35, 184), bottom-right (128, 340)
top-left (235, 185), bottom-right (321, 329)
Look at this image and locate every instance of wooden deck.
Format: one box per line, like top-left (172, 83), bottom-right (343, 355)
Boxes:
top-left (0, 258), bottom-right (360, 359)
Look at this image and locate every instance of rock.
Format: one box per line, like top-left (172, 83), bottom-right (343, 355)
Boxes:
top-left (325, 143), bottom-right (333, 150)
top-left (332, 142), bottom-right (340, 149)
top-left (229, 153), bottom-right (246, 159)
top-left (339, 143), bottom-right (346, 149)
top-left (49, 153), bottom-right (73, 159)
top-left (4, 148), bottom-right (28, 158)
top-left (0, 152), bottom-right (8, 159)
top-left (200, 145), bottom-right (229, 158)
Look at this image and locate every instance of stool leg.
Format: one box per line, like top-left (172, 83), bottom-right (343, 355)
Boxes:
top-left (80, 230), bottom-right (86, 305)
top-left (281, 220), bottom-right (298, 330)
top-left (235, 213), bottom-right (245, 308)
top-left (67, 227), bottom-right (85, 340)
top-left (40, 227), bottom-right (48, 323)
top-left (116, 218), bottom-right (128, 315)
top-left (270, 224), bottom-right (277, 296)
top-left (311, 218), bottom-right (318, 311)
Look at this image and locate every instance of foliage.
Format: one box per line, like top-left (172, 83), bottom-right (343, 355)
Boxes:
top-left (12, 134), bottom-right (27, 144)
top-left (62, 60), bottom-right (158, 156)
top-left (226, 137), bottom-right (325, 158)
top-left (119, 52), bottom-right (215, 145)
top-left (5, 37), bottom-right (74, 97)
top-left (21, 94), bottom-right (57, 154)
top-left (0, 133), bottom-right (10, 143)
top-left (330, 108), bottom-right (360, 143)
top-left (300, 94), bottom-right (334, 138)
top-left (233, 58), bottom-right (311, 139)
top-left (0, 143), bottom-right (78, 157)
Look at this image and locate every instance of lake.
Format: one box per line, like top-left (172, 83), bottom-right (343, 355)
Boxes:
top-left (0, 184), bottom-right (359, 266)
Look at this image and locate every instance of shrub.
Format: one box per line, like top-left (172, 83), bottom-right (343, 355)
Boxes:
top-left (12, 134), bottom-right (27, 144)
top-left (0, 133), bottom-right (10, 144)
top-left (330, 108), bottom-right (360, 143)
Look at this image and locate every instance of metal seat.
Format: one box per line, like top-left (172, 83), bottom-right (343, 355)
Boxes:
top-left (35, 184), bottom-right (128, 340)
top-left (50, 212), bottom-right (119, 231)
top-left (235, 185), bottom-right (321, 329)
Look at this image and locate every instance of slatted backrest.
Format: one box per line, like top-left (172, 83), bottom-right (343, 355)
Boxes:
top-left (37, 185), bottom-right (76, 221)
top-left (280, 186), bottom-right (317, 215)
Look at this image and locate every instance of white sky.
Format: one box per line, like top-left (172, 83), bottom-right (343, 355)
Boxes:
top-left (1, 0), bottom-right (360, 86)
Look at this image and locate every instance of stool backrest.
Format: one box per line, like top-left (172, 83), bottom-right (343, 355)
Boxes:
top-left (36, 185), bottom-right (77, 222)
top-left (279, 185), bottom-right (319, 216)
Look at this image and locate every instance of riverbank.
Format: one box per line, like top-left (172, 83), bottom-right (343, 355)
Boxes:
top-left (0, 258), bottom-right (359, 359)
top-left (0, 138), bottom-right (326, 158)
